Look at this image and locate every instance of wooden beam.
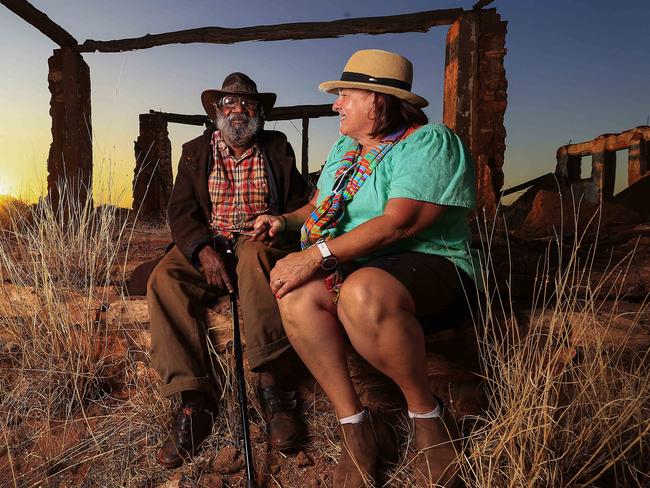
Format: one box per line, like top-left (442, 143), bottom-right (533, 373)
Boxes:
top-left (77, 9), bottom-right (463, 53)
top-left (1, 0), bottom-right (77, 46)
top-left (301, 118), bottom-right (309, 177)
top-left (501, 173), bottom-right (554, 196)
top-left (150, 104), bottom-right (336, 126)
top-left (562, 126), bottom-right (650, 157)
top-left (268, 104), bottom-right (336, 121)
top-left (150, 111), bottom-right (208, 126)
top-left (473, 0), bottom-right (495, 10)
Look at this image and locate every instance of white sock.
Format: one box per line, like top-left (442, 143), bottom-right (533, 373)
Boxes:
top-left (408, 403), bottom-right (442, 419)
top-left (339, 409), bottom-right (368, 425)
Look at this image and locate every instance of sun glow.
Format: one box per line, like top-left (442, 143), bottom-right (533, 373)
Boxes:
top-left (0, 181), bottom-right (10, 197)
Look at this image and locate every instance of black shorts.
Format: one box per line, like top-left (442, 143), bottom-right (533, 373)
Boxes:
top-left (354, 252), bottom-right (477, 333)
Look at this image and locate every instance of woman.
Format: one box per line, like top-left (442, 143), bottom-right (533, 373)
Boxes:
top-left (253, 49), bottom-right (479, 487)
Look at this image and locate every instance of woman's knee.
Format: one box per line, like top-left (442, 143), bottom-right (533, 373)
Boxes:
top-left (338, 268), bottom-right (414, 330)
top-left (277, 281), bottom-right (332, 335)
top-left (276, 285), bottom-right (313, 329)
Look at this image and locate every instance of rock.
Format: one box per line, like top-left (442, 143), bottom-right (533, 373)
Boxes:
top-left (134, 361), bottom-right (158, 383)
top-left (156, 473), bottom-right (181, 488)
top-left (296, 451), bottom-right (313, 467)
top-left (611, 174), bottom-right (650, 218)
top-left (0, 329), bottom-right (20, 354)
top-left (130, 330), bottom-right (152, 351)
top-left (204, 296), bottom-right (239, 353)
top-left (521, 190), bottom-right (641, 237)
top-left (198, 474), bottom-right (223, 488)
top-left (107, 298), bottom-right (150, 325)
top-left (212, 445), bottom-right (244, 474)
top-left (0, 284), bottom-right (40, 316)
top-left (31, 420), bottom-right (87, 463)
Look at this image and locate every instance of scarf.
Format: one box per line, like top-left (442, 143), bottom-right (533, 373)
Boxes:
top-left (300, 125), bottom-right (416, 249)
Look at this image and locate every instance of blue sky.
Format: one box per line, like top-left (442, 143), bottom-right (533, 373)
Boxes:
top-left (0, 0), bottom-right (648, 203)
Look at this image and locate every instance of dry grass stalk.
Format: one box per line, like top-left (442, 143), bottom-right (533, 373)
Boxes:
top-left (460, 204), bottom-right (650, 488)
top-left (1, 184), bottom-right (648, 487)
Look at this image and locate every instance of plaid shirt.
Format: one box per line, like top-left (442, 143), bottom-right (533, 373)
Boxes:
top-left (208, 130), bottom-right (270, 238)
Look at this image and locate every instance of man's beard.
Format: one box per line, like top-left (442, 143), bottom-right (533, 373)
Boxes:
top-left (215, 110), bottom-right (261, 148)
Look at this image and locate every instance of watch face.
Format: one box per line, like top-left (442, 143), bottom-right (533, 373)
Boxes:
top-left (321, 255), bottom-right (338, 271)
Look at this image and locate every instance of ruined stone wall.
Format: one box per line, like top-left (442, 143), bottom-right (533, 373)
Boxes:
top-left (444, 8), bottom-right (507, 218)
top-left (47, 47), bottom-right (92, 205)
top-left (132, 113), bottom-right (173, 221)
top-left (476, 9), bottom-right (508, 216)
top-left (556, 126), bottom-right (650, 203)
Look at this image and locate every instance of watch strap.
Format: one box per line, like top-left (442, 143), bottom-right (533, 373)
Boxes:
top-left (316, 241), bottom-right (332, 259)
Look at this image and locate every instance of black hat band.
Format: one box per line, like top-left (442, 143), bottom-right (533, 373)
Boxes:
top-left (340, 71), bottom-right (412, 92)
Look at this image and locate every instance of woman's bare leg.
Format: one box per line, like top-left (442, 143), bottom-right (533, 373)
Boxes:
top-left (337, 267), bottom-right (437, 413)
top-left (278, 278), bottom-right (363, 418)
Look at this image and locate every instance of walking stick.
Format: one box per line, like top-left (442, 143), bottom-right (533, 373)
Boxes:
top-left (225, 247), bottom-right (259, 488)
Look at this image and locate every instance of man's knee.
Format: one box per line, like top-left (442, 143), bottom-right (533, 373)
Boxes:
top-left (147, 258), bottom-right (193, 301)
top-left (236, 239), bottom-right (278, 278)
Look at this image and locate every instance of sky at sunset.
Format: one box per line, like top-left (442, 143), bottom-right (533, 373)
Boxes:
top-left (1, 0), bottom-right (648, 206)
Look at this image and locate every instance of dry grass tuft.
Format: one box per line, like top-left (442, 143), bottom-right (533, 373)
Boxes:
top-left (0, 184), bottom-right (648, 487)
top-left (460, 207), bottom-right (650, 487)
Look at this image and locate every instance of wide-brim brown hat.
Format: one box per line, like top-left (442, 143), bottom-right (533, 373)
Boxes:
top-left (319, 49), bottom-right (428, 108)
top-left (201, 72), bottom-right (277, 119)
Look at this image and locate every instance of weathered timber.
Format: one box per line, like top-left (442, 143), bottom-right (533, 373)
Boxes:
top-left (149, 104), bottom-right (336, 126)
top-left (556, 126), bottom-right (650, 203)
top-left (77, 9), bottom-right (463, 53)
top-left (150, 111), bottom-right (208, 126)
top-left (301, 118), bottom-right (309, 177)
top-left (133, 113), bottom-right (172, 220)
top-left (473, 0), bottom-right (495, 9)
top-left (444, 9), bottom-right (508, 217)
top-left (1, 0), bottom-right (77, 46)
top-left (47, 47), bottom-right (92, 205)
top-left (501, 173), bottom-right (555, 197)
top-left (563, 126), bottom-right (650, 157)
top-left (267, 104), bottom-right (336, 121)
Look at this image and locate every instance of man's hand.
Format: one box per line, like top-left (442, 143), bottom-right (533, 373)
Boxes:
top-left (251, 214), bottom-right (286, 244)
top-left (197, 246), bottom-right (234, 293)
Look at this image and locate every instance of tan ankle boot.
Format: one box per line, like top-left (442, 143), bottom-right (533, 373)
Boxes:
top-left (412, 402), bottom-right (460, 487)
top-left (333, 411), bottom-right (395, 488)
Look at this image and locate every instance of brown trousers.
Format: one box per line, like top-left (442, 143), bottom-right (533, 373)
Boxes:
top-left (147, 236), bottom-right (293, 399)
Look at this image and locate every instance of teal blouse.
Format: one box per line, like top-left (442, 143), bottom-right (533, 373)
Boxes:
top-left (315, 123), bottom-right (481, 284)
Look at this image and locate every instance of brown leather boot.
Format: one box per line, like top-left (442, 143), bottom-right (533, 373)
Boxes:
top-left (333, 411), bottom-right (395, 488)
top-left (258, 384), bottom-right (304, 451)
top-left (412, 399), bottom-right (460, 487)
top-left (156, 402), bottom-right (215, 469)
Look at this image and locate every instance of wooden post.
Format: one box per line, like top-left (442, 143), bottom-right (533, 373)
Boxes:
top-left (47, 47), bottom-right (92, 206)
top-left (592, 139), bottom-right (616, 202)
top-left (301, 117), bottom-right (309, 178)
top-left (133, 113), bottom-right (173, 221)
top-left (556, 146), bottom-right (582, 183)
top-left (628, 134), bottom-right (647, 186)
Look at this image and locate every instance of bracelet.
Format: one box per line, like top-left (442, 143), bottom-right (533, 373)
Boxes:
top-left (277, 214), bottom-right (287, 232)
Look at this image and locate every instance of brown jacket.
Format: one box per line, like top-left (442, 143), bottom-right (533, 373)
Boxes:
top-left (168, 127), bottom-right (310, 262)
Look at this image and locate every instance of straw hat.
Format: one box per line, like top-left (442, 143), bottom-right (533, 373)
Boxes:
top-left (319, 49), bottom-right (428, 108)
top-left (201, 72), bottom-right (277, 119)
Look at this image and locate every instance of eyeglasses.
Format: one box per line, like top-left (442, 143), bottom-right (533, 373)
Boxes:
top-left (331, 162), bottom-right (360, 194)
top-left (218, 96), bottom-right (260, 110)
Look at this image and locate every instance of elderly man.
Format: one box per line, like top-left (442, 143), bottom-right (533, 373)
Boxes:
top-left (147, 72), bottom-right (310, 468)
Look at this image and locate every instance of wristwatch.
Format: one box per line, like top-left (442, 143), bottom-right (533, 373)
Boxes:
top-left (316, 240), bottom-right (338, 271)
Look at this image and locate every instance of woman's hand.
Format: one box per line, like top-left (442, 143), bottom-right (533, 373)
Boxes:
top-left (251, 214), bottom-right (286, 243)
top-left (270, 247), bottom-right (321, 299)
